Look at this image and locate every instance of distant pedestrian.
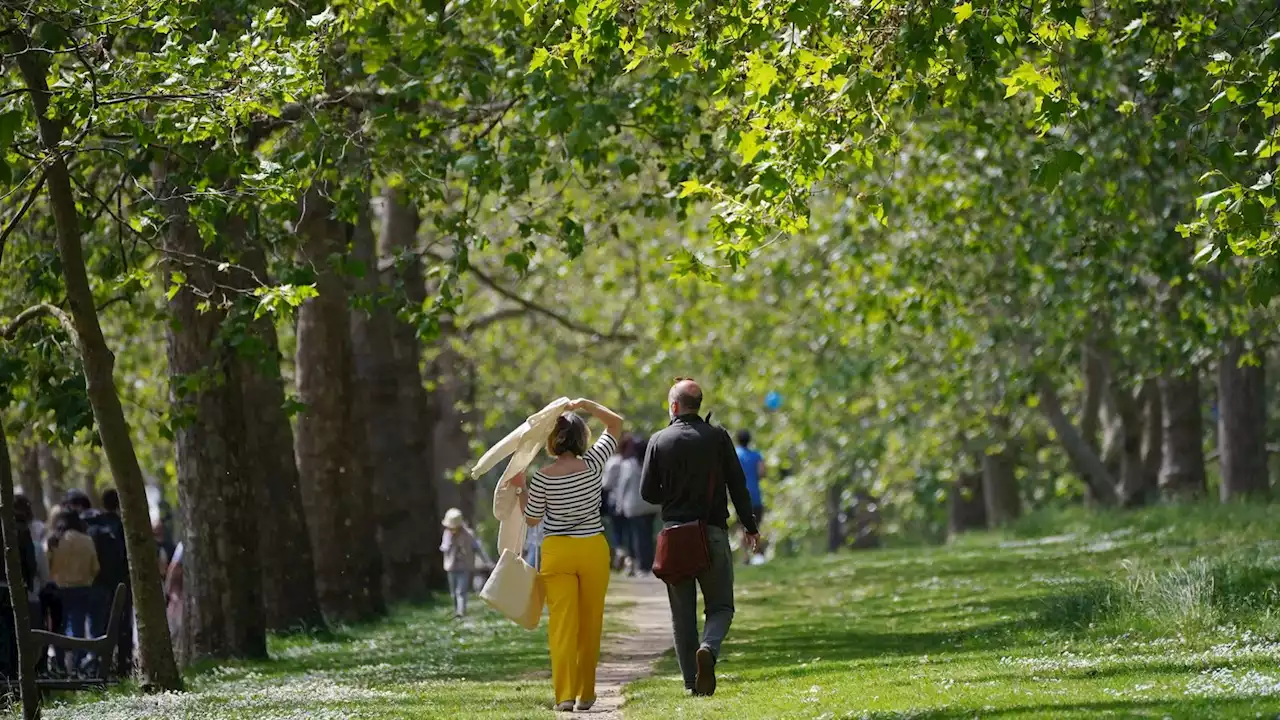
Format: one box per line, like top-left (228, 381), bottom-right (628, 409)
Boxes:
top-left (734, 430), bottom-right (767, 563)
top-left (64, 488), bottom-right (129, 671)
top-left (46, 508), bottom-right (99, 673)
top-left (600, 438), bottom-right (629, 571)
top-left (618, 434), bottom-right (660, 575)
top-left (642, 379), bottom-right (759, 697)
top-left (99, 489), bottom-right (134, 673)
top-left (440, 508), bottom-right (490, 618)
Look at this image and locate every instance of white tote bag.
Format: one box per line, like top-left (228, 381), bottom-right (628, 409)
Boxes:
top-left (480, 548), bottom-right (544, 630)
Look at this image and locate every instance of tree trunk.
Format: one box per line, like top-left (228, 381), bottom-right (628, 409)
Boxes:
top-left (379, 188), bottom-right (446, 592)
top-left (294, 186), bottom-right (385, 623)
top-left (158, 179), bottom-right (266, 662)
top-left (429, 348), bottom-right (478, 521)
top-left (15, 432), bottom-right (45, 523)
top-left (14, 39), bottom-right (182, 690)
top-left (36, 444), bottom-right (63, 511)
top-left (351, 194), bottom-right (429, 604)
top-left (825, 482), bottom-right (845, 552)
top-left (980, 444), bottom-right (1020, 527)
top-left (1158, 373), bottom-right (1208, 499)
top-left (231, 244), bottom-right (326, 633)
top-left (948, 466), bottom-right (986, 538)
top-left (0, 426), bottom-right (40, 719)
top-left (1081, 336), bottom-right (1105, 455)
top-left (1140, 379), bottom-right (1163, 502)
top-left (1107, 383), bottom-right (1148, 508)
top-left (1218, 338), bottom-right (1269, 500)
top-left (1034, 373), bottom-right (1119, 505)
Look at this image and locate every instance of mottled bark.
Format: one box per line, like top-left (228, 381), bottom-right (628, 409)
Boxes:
top-left (379, 188), bottom-right (446, 592)
top-left (294, 186), bottom-right (385, 623)
top-left (1081, 337), bottom-right (1105, 455)
top-left (37, 443), bottom-right (63, 510)
top-left (1218, 339), bottom-right (1269, 500)
top-left (351, 195), bottom-right (429, 603)
top-left (159, 181), bottom-right (265, 662)
top-left (825, 482), bottom-right (845, 552)
top-left (429, 348), bottom-right (477, 521)
top-left (14, 40), bottom-right (181, 690)
top-left (948, 467), bottom-right (986, 538)
top-left (0, 427), bottom-right (40, 719)
top-left (1137, 380), bottom-right (1163, 506)
top-left (1158, 373), bottom-right (1208, 499)
top-left (232, 246), bottom-right (326, 633)
top-left (15, 432), bottom-right (45, 523)
top-left (980, 445), bottom-right (1020, 527)
top-left (1107, 384), bottom-right (1147, 508)
top-left (1034, 373), bottom-right (1119, 505)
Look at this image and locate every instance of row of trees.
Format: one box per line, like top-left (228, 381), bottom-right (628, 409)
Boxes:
top-left (0, 0), bottom-right (1275, 713)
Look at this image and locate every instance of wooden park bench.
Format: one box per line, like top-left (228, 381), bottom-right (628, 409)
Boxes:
top-left (1, 582), bottom-right (127, 693)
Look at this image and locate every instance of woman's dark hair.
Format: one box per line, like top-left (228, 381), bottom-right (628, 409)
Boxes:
top-left (547, 413), bottom-right (590, 456)
top-left (624, 434), bottom-right (648, 461)
top-left (47, 508), bottom-right (85, 551)
top-left (13, 495), bottom-right (32, 525)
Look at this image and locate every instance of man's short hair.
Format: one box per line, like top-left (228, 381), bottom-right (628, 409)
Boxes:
top-left (669, 380), bottom-right (703, 413)
top-left (736, 429), bottom-right (752, 447)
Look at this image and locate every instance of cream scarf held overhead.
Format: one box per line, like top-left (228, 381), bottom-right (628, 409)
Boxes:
top-left (471, 397), bottom-right (573, 556)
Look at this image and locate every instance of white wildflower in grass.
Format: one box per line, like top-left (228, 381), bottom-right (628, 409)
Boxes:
top-left (1186, 669), bottom-right (1280, 698)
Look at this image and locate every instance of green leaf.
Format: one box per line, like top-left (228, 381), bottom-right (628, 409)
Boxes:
top-left (1073, 16), bottom-right (1092, 39)
top-left (746, 54), bottom-right (779, 98)
top-left (504, 252), bottom-right (530, 275)
top-left (0, 111), bottom-right (23, 147)
top-left (737, 131), bottom-right (763, 164)
top-left (1033, 149), bottom-right (1084, 190)
top-left (617, 156), bottom-right (641, 178)
top-left (953, 3), bottom-right (974, 24)
top-left (678, 179), bottom-right (705, 198)
top-left (529, 47), bottom-right (551, 73)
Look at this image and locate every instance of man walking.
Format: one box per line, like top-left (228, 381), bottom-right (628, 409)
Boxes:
top-left (641, 379), bottom-right (760, 697)
top-left (734, 429), bottom-right (766, 564)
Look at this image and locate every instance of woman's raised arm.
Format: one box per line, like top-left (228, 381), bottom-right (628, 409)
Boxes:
top-left (571, 398), bottom-right (624, 439)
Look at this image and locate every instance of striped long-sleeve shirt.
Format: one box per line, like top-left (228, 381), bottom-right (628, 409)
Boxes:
top-left (524, 432), bottom-right (617, 537)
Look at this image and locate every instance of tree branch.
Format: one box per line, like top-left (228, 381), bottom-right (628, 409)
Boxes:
top-left (0, 168), bottom-right (48, 267)
top-left (461, 307), bottom-right (527, 335)
top-left (247, 91), bottom-right (517, 145)
top-left (423, 251), bottom-right (636, 342)
top-left (1, 303), bottom-right (77, 347)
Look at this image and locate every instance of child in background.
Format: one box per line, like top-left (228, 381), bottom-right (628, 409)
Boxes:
top-left (440, 508), bottom-right (490, 618)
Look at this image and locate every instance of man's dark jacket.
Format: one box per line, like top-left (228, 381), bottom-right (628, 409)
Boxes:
top-left (641, 413), bottom-right (760, 535)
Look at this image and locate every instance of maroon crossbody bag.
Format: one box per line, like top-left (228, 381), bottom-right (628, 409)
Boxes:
top-left (651, 464), bottom-right (717, 585)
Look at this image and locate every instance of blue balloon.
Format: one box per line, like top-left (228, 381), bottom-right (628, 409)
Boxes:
top-left (764, 391), bottom-right (782, 411)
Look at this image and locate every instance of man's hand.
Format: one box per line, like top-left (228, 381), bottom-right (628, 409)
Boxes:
top-left (744, 533), bottom-right (761, 553)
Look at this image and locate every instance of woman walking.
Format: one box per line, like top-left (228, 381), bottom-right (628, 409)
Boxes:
top-left (519, 397), bottom-right (623, 712)
top-left (618, 434), bottom-right (661, 575)
top-left (46, 508), bottom-right (99, 673)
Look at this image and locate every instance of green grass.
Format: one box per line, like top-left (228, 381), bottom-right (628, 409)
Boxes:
top-left (20, 503), bottom-right (1280, 719)
top-left (624, 503), bottom-right (1280, 719)
top-left (28, 602), bottom-right (559, 719)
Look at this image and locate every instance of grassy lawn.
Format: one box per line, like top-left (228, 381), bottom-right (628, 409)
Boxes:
top-left (29, 604), bottom-right (557, 720)
top-left (624, 504), bottom-right (1280, 719)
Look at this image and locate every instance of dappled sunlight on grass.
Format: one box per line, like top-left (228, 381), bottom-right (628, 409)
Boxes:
top-left (624, 504), bottom-right (1280, 719)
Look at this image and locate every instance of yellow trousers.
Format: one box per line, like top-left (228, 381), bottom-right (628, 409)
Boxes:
top-left (541, 533), bottom-right (610, 704)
